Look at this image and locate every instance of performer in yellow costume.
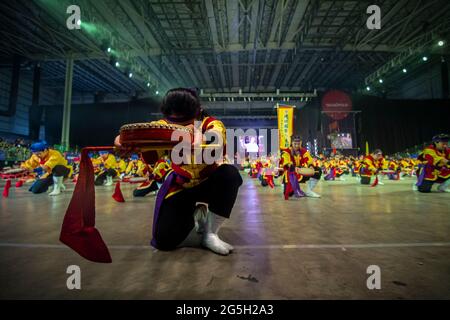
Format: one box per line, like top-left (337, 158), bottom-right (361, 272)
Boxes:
top-left (92, 151), bottom-right (118, 186)
top-left (21, 141), bottom-right (72, 195)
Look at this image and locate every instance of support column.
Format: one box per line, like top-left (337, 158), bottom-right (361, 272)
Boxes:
top-left (61, 57), bottom-right (74, 151)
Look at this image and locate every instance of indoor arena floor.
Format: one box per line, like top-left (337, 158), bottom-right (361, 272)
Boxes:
top-left (1, 174), bottom-right (449, 299)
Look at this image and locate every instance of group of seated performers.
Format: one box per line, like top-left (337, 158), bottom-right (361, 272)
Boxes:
top-left (243, 133), bottom-right (449, 195)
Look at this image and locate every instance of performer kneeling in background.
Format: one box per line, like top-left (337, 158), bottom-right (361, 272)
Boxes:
top-left (93, 151), bottom-right (118, 186)
top-left (21, 140), bottom-right (72, 195)
top-left (416, 134), bottom-right (449, 193)
top-left (360, 149), bottom-right (383, 185)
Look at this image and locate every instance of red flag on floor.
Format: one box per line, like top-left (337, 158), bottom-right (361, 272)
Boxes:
top-left (3, 179), bottom-right (11, 197)
top-left (59, 147), bottom-right (113, 263)
top-left (15, 180), bottom-right (24, 188)
top-left (112, 181), bottom-right (125, 202)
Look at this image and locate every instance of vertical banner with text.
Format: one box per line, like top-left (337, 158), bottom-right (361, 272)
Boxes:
top-left (277, 104), bottom-right (295, 149)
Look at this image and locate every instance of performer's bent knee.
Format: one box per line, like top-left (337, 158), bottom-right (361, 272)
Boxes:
top-left (30, 181), bottom-right (48, 194)
top-left (52, 165), bottom-right (70, 177)
top-left (215, 164), bottom-right (243, 186)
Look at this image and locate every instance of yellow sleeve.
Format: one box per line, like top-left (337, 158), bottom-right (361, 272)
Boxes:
top-left (280, 151), bottom-right (292, 167)
top-left (364, 158), bottom-right (377, 172)
top-left (125, 162), bottom-right (133, 174)
top-left (21, 154), bottom-right (40, 170)
top-left (44, 150), bottom-right (66, 169)
top-left (423, 148), bottom-right (444, 166)
top-left (153, 161), bottom-right (170, 179)
top-left (205, 119), bottom-right (226, 145)
top-left (137, 161), bottom-right (146, 176)
top-left (303, 150), bottom-right (313, 166)
top-left (117, 160), bottom-right (125, 172)
top-left (104, 155), bottom-right (117, 169)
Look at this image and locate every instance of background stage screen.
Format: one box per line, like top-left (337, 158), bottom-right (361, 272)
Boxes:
top-left (328, 133), bottom-right (353, 149)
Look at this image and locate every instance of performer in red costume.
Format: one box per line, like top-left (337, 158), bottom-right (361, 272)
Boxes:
top-left (416, 134), bottom-right (449, 193)
top-left (359, 149), bottom-right (383, 185)
top-left (279, 136), bottom-right (322, 200)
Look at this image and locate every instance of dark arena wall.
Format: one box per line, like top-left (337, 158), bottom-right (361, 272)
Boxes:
top-left (44, 98), bottom-right (161, 147)
top-left (297, 95), bottom-right (450, 155)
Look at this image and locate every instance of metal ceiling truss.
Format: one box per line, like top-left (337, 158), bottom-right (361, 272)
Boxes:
top-left (0, 0), bottom-right (449, 96)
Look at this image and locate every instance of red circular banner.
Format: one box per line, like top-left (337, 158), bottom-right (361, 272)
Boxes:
top-left (321, 90), bottom-right (352, 120)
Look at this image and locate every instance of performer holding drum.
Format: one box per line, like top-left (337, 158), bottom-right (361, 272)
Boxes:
top-left (115, 88), bottom-right (243, 255)
top-left (279, 135), bottom-right (322, 200)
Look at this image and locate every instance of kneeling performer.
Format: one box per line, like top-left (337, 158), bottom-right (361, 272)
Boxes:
top-left (21, 140), bottom-right (72, 196)
top-left (115, 88), bottom-right (243, 255)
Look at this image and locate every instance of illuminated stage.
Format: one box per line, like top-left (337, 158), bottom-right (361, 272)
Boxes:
top-left (1, 175), bottom-right (449, 299)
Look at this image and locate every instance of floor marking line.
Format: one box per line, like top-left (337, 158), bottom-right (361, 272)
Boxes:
top-left (1, 242), bottom-right (450, 250)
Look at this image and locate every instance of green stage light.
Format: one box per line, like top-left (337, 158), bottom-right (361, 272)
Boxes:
top-left (438, 40), bottom-right (444, 47)
top-left (422, 56), bottom-right (428, 61)
top-left (402, 68), bottom-right (407, 73)
top-left (115, 61), bottom-right (120, 67)
top-left (366, 86), bottom-right (371, 91)
top-left (378, 79), bottom-right (383, 83)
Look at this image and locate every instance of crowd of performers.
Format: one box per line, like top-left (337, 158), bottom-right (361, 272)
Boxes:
top-left (2, 134), bottom-right (448, 201)
top-left (0, 88), bottom-right (448, 259)
top-left (244, 133), bottom-right (449, 197)
top-left (10, 140), bottom-right (171, 198)
top-left (3, 133), bottom-right (447, 201)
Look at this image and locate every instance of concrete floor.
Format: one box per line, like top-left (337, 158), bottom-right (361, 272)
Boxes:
top-left (0, 174), bottom-right (449, 299)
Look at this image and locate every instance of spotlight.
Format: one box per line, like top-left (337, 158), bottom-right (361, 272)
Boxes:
top-left (155, 90), bottom-right (159, 95)
top-left (107, 47), bottom-right (112, 53)
top-left (128, 72), bottom-right (133, 78)
top-left (402, 68), bottom-right (407, 73)
top-left (438, 40), bottom-right (444, 47)
top-left (147, 82), bottom-right (150, 87)
top-left (115, 61), bottom-right (120, 67)
top-left (366, 86), bottom-right (371, 91)
top-left (76, 20), bottom-right (81, 26)
top-left (422, 56), bottom-right (428, 61)
top-left (378, 79), bottom-right (383, 83)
